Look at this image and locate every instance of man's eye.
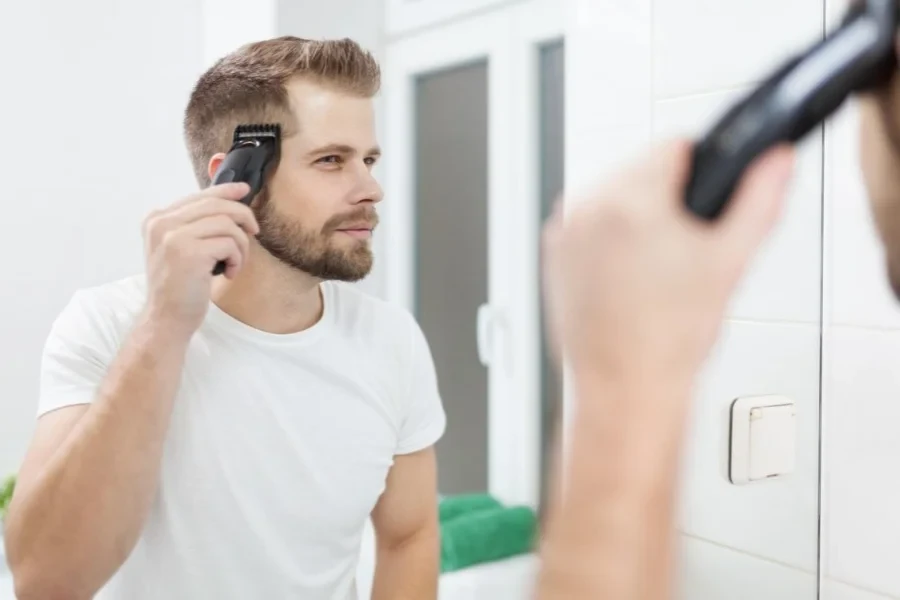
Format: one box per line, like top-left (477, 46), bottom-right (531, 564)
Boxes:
top-left (317, 155), bottom-right (341, 164)
top-left (364, 157), bottom-right (378, 166)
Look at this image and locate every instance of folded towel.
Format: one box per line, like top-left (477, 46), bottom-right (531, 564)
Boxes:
top-left (439, 493), bottom-right (503, 524)
top-left (0, 476), bottom-right (14, 522)
top-left (440, 505), bottom-right (537, 574)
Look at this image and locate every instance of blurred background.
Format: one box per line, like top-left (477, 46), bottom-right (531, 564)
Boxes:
top-left (1, 0), bottom-right (899, 598)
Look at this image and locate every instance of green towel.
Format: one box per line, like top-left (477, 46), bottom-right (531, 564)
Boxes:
top-left (0, 474), bottom-right (15, 521)
top-left (440, 505), bottom-right (537, 573)
top-left (439, 493), bottom-right (503, 524)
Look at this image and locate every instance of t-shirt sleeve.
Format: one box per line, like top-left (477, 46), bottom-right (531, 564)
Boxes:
top-left (396, 316), bottom-right (447, 455)
top-left (37, 291), bottom-right (116, 417)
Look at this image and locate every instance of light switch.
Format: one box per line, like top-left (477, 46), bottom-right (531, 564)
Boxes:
top-left (729, 395), bottom-right (796, 485)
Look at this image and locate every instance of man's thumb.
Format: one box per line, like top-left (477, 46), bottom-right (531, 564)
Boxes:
top-left (717, 145), bottom-right (796, 255)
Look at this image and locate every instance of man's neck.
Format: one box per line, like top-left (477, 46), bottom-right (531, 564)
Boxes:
top-left (210, 249), bottom-right (325, 335)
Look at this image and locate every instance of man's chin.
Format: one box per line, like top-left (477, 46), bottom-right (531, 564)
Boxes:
top-left (256, 240), bottom-right (373, 282)
top-left (326, 264), bottom-right (372, 283)
top-left (319, 250), bottom-right (374, 283)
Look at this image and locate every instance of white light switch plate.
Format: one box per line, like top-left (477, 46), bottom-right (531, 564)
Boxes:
top-left (729, 395), bottom-right (797, 485)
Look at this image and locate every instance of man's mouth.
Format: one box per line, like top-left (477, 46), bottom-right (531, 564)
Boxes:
top-left (335, 223), bottom-right (375, 240)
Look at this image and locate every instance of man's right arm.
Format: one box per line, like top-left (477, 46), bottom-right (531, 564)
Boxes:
top-left (6, 181), bottom-right (257, 600)
top-left (4, 311), bottom-right (192, 600)
top-left (533, 375), bottom-right (688, 600)
top-left (532, 141), bottom-right (795, 600)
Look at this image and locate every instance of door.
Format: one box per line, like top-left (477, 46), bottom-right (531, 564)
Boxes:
top-left (383, 0), bottom-right (564, 507)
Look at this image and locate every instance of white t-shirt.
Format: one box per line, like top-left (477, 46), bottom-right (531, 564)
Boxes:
top-left (37, 274), bottom-right (447, 600)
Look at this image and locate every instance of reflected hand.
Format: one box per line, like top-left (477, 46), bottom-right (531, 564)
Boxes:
top-left (540, 139), bottom-right (796, 393)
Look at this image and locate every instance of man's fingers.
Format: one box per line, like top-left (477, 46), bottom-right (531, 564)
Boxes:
top-left (715, 145), bottom-right (796, 260)
top-left (195, 182), bottom-right (252, 203)
top-left (160, 183), bottom-right (251, 211)
top-left (143, 184), bottom-right (256, 242)
top-left (638, 138), bottom-right (695, 202)
top-left (144, 198), bottom-right (259, 248)
top-left (178, 215), bottom-right (251, 259)
top-left (202, 237), bottom-right (244, 279)
top-left (158, 227), bottom-right (245, 278)
top-left (170, 197), bottom-right (259, 233)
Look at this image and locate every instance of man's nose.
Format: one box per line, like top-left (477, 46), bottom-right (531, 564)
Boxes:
top-left (353, 168), bottom-right (384, 204)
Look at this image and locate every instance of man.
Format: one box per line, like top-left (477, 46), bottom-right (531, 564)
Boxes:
top-left (5, 37), bottom-right (445, 600)
top-left (529, 33), bottom-right (900, 600)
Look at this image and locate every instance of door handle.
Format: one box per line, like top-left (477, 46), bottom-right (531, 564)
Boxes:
top-left (477, 303), bottom-right (494, 367)
top-left (477, 303), bottom-right (510, 370)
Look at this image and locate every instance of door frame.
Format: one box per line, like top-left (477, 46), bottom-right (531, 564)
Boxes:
top-left (382, 0), bottom-right (564, 507)
top-left (385, 0), bottom-right (521, 37)
top-left (506, 0), bottom-right (568, 509)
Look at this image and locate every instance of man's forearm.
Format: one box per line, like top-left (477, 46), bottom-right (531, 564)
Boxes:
top-left (534, 372), bottom-right (690, 600)
top-left (371, 527), bottom-right (440, 600)
top-left (6, 312), bottom-right (192, 599)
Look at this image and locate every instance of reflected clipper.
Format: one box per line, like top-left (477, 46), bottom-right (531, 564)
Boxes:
top-left (210, 123), bottom-right (282, 275)
top-left (685, 0), bottom-right (898, 220)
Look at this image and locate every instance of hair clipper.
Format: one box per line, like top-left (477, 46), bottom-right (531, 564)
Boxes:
top-left (685, 0), bottom-right (898, 220)
top-left (210, 123), bottom-right (281, 275)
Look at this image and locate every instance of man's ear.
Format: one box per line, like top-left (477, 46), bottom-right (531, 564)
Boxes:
top-left (207, 152), bottom-right (228, 183)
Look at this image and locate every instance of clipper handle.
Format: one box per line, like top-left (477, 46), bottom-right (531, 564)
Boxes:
top-left (684, 56), bottom-right (806, 220)
top-left (210, 150), bottom-right (252, 276)
top-left (683, 0), bottom-right (897, 220)
top-left (209, 142), bottom-right (276, 275)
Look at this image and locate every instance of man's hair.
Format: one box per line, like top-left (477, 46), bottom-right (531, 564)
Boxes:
top-left (184, 36), bottom-right (381, 187)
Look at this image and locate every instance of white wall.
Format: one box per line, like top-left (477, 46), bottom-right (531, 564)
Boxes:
top-left (0, 0), bottom-right (386, 478)
top-left (564, 0), bottom-right (824, 597)
top-left (820, 1), bottom-right (900, 598)
top-left (0, 0), bottom-right (205, 478)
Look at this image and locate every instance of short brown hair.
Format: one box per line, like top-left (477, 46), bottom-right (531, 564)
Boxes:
top-left (184, 36), bottom-right (381, 187)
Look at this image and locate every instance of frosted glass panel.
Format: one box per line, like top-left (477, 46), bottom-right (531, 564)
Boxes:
top-left (538, 39), bottom-right (565, 507)
top-left (413, 60), bottom-right (490, 494)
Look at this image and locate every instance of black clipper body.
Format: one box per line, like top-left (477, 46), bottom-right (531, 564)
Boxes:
top-left (685, 0), bottom-right (898, 220)
top-left (211, 124), bottom-right (281, 275)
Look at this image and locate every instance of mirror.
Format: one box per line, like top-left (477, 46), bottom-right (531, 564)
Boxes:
top-left (564, 2), bottom-right (824, 597)
top-left (6, 0), bottom-right (898, 599)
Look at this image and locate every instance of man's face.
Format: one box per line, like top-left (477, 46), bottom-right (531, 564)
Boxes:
top-left (252, 78), bottom-right (383, 281)
top-left (859, 71), bottom-right (900, 298)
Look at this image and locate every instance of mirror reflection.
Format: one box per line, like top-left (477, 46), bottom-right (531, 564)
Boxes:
top-left (3, 1), bottom-right (899, 600)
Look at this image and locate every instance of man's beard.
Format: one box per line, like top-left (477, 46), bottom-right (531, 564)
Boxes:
top-left (252, 191), bottom-right (376, 282)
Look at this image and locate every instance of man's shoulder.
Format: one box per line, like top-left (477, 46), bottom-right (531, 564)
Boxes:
top-left (70, 273), bottom-right (147, 313)
top-left (75, 273), bottom-right (147, 303)
top-left (325, 281), bottom-right (419, 333)
top-left (54, 273), bottom-right (148, 337)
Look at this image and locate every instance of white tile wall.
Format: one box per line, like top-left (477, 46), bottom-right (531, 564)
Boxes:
top-left (821, 326), bottom-right (900, 598)
top-left (565, 0), bottom-right (827, 597)
top-left (653, 0), bottom-right (824, 99)
top-left (822, 580), bottom-right (897, 600)
top-left (681, 321), bottom-right (820, 571)
top-left (564, 0), bottom-right (652, 192)
top-left (676, 535), bottom-right (817, 600)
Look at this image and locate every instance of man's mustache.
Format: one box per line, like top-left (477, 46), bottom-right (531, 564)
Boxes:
top-left (324, 207), bottom-right (379, 232)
